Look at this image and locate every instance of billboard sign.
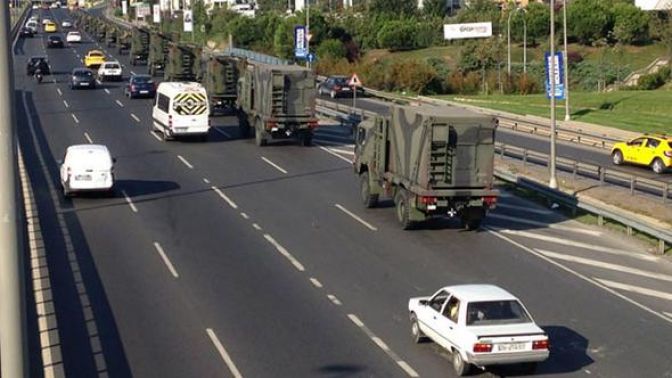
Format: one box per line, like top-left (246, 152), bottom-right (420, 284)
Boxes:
top-left (294, 25), bottom-right (307, 59)
top-left (153, 4), bottom-right (161, 23)
top-left (183, 10), bottom-right (193, 32)
top-left (443, 22), bottom-right (492, 40)
top-left (545, 52), bottom-right (565, 100)
top-left (635, 0), bottom-right (672, 10)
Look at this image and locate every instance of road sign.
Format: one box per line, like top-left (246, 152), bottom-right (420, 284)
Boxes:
top-left (294, 26), bottom-right (307, 59)
top-left (152, 4), bottom-right (160, 23)
top-left (183, 10), bottom-right (193, 32)
top-left (348, 73), bottom-right (362, 87)
top-left (545, 52), bottom-right (565, 100)
top-left (307, 53), bottom-right (316, 63)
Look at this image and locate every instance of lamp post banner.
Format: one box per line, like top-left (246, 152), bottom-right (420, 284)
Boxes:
top-left (545, 51), bottom-right (565, 100)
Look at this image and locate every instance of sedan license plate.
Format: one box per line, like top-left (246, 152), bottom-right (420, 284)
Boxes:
top-left (175, 127), bottom-right (187, 132)
top-left (497, 343), bottom-right (526, 352)
top-left (80, 82), bottom-right (89, 86)
top-left (75, 174), bottom-right (92, 181)
top-left (140, 90), bottom-right (148, 94)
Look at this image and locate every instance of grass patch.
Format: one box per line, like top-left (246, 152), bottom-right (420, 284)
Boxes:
top-left (441, 90), bottom-right (672, 134)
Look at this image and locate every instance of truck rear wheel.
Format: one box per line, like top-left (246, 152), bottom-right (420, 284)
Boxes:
top-left (395, 189), bottom-right (414, 230)
top-left (359, 172), bottom-right (378, 208)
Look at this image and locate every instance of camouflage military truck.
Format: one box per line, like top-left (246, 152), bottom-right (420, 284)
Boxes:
top-left (164, 42), bottom-right (202, 82)
top-left (204, 56), bottom-right (238, 115)
top-left (94, 20), bottom-right (106, 42)
top-left (147, 32), bottom-right (172, 76)
top-left (117, 30), bottom-right (131, 55)
top-left (130, 27), bottom-right (150, 66)
top-left (237, 61), bottom-right (317, 146)
top-left (353, 105), bottom-right (499, 230)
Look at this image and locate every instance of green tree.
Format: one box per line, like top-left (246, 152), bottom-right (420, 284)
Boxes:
top-left (227, 16), bottom-right (260, 48)
top-left (422, 0), bottom-right (447, 18)
top-left (316, 39), bottom-right (346, 60)
top-left (455, 0), bottom-right (502, 34)
top-left (377, 20), bottom-right (417, 51)
top-left (273, 18), bottom-right (296, 59)
top-left (612, 2), bottom-right (650, 44)
top-left (368, 0), bottom-right (416, 16)
top-left (510, 2), bottom-right (549, 45)
top-left (568, 0), bottom-right (612, 45)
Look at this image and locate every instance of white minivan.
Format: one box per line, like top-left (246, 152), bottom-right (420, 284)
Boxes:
top-left (152, 82), bottom-right (210, 141)
top-left (60, 144), bottom-right (115, 197)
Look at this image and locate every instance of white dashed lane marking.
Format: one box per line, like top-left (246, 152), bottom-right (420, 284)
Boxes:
top-left (84, 132), bottom-right (93, 144)
top-left (317, 144), bottom-right (352, 163)
top-left (104, 88), bottom-right (110, 94)
top-left (130, 113), bottom-right (140, 123)
top-left (211, 187), bottom-right (238, 209)
top-left (63, 100), bottom-right (69, 108)
top-left (263, 234), bottom-right (305, 272)
top-left (71, 114), bottom-right (79, 124)
top-left (177, 155), bottom-right (194, 169)
top-left (152, 242), bottom-right (179, 278)
top-left (309, 278), bottom-right (323, 288)
top-left (115, 99), bottom-right (124, 108)
top-left (56, 88), bottom-right (62, 96)
top-left (334, 204), bottom-right (377, 231)
top-left (121, 190), bottom-right (138, 213)
top-left (260, 157), bottom-right (287, 174)
top-left (327, 294), bottom-right (342, 306)
top-left (206, 328), bottom-right (244, 378)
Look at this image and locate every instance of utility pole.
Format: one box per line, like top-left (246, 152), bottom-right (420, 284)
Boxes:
top-left (549, 0), bottom-right (558, 189)
top-left (0, 0), bottom-right (28, 377)
top-left (306, 0), bottom-right (310, 69)
top-left (563, 0), bottom-right (570, 121)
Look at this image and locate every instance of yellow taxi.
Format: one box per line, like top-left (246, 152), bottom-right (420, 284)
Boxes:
top-left (83, 50), bottom-right (106, 69)
top-left (44, 21), bottom-right (57, 33)
top-left (611, 135), bottom-right (672, 174)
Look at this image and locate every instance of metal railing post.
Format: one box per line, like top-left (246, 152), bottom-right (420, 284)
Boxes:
top-left (630, 177), bottom-right (635, 195)
top-left (522, 149), bottom-right (527, 167)
top-left (598, 167), bottom-right (605, 186)
top-left (572, 161), bottom-right (577, 181)
top-left (664, 183), bottom-right (669, 203)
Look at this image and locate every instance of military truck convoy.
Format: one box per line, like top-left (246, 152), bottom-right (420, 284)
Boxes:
top-left (353, 105), bottom-right (499, 229)
top-left (73, 11), bottom-right (498, 230)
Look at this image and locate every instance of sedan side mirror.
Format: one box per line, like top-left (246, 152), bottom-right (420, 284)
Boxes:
top-left (419, 299), bottom-right (428, 306)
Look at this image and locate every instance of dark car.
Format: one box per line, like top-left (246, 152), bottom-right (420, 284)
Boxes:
top-left (19, 27), bottom-right (35, 38)
top-left (70, 68), bottom-right (96, 89)
top-left (318, 76), bottom-right (361, 99)
top-left (26, 56), bottom-right (50, 76)
top-left (47, 35), bottom-right (64, 48)
top-left (123, 74), bottom-right (156, 99)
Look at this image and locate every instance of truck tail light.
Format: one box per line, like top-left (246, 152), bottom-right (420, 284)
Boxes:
top-left (168, 115), bottom-right (173, 129)
top-left (420, 196), bottom-right (437, 205)
top-left (473, 343), bottom-right (492, 353)
top-left (532, 339), bottom-right (549, 350)
top-left (308, 119), bottom-right (319, 129)
top-left (483, 196), bottom-right (497, 207)
top-left (266, 119), bottom-right (277, 130)
top-left (334, 85), bottom-right (341, 90)
top-left (664, 150), bottom-right (672, 158)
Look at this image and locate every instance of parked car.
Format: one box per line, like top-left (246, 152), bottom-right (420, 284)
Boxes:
top-left (611, 135), bottom-right (672, 174)
top-left (41, 18), bottom-right (52, 25)
top-left (60, 144), bottom-right (115, 197)
top-left (66, 31), bottom-right (82, 43)
top-left (317, 75), bottom-right (362, 99)
top-left (69, 68), bottom-right (96, 89)
top-left (26, 56), bottom-right (50, 76)
top-left (124, 74), bottom-right (156, 98)
top-left (409, 284), bottom-right (549, 376)
top-left (47, 35), bottom-right (64, 48)
top-left (83, 50), bottom-right (105, 69)
top-left (19, 27), bottom-right (35, 38)
top-left (97, 61), bottom-right (122, 81)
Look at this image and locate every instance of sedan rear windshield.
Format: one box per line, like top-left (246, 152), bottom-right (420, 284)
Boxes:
top-left (333, 78), bottom-right (348, 85)
top-left (74, 71), bottom-right (92, 77)
top-left (105, 64), bottom-right (121, 69)
top-left (133, 76), bottom-right (153, 83)
top-left (69, 32), bottom-right (80, 36)
top-left (466, 300), bottom-right (532, 326)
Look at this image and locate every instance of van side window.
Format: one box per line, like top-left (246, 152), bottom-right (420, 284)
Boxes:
top-left (157, 94), bottom-right (170, 113)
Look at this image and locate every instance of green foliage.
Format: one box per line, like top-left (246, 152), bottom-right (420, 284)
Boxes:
top-left (424, 57), bottom-right (451, 94)
top-left (377, 21), bottom-right (417, 51)
top-left (612, 2), bottom-right (650, 45)
top-left (422, 0), bottom-right (448, 18)
top-left (455, 0), bottom-right (502, 35)
top-left (521, 3), bottom-right (549, 44)
top-left (571, 61), bottom-right (631, 90)
top-left (273, 19), bottom-right (295, 59)
top-left (114, 8), bottom-right (122, 17)
top-left (568, 0), bottom-right (612, 45)
top-left (638, 66), bottom-right (670, 90)
top-left (228, 16), bottom-right (260, 48)
top-left (317, 39), bottom-right (346, 60)
top-left (368, 0), bottom-right (417, 16)
top-left (256, 0), bottom-right (288, 12)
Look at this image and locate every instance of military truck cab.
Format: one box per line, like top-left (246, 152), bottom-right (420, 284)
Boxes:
top-left (354, 105), bottom-right (499, 230)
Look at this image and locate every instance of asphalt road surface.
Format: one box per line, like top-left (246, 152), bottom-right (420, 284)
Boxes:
top-left (14, 7), bottom-right (672, 378)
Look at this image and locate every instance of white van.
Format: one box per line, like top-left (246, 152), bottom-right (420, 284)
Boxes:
top-left (60, 144), bottom-right (115, 197)
top-left (152, 82), bottom-right (210, 141)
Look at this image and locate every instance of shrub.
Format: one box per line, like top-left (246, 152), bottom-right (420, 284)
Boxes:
top-left (317, 39), bottom-right (347, 61)
top-left (377, 20), bottom-right (417, 51)
top-left (638, 66), bottom-right (671, 90)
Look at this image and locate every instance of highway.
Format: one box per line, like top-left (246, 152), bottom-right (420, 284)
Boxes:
top-left (14, 7), bottom-right (672, 378)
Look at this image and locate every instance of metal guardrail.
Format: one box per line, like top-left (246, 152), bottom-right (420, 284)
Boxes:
top-left (495, 142), bottom-right (670, 203)
top-left (218, 47), bottom-right (287, 66)
top-left (495, 169), bottom-right (671, 254)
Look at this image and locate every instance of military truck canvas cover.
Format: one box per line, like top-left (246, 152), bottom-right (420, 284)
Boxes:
top-left (206, 57), bottom-right (237, 96)
top-left (246, 63), bottom-right (316, 117)
top-left (383, 105), bottom-right (496, 191)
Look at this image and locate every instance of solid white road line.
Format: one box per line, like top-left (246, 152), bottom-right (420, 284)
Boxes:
top-left (130, 113), bottom-right (140, 123)
top-left (206, 329), bottom-right (243, 378)
top-left (121, 190), bottom-right (138, 213)
top-left (203, 178), bottom-right (211, 184)
top-left (327, 294), bottom-right (342, 306)
top-left (104, 88), bottom-right (110, 94)
top-left (177, 155), bottom-right (194, 169)
top-left (261, 157), bottom-right (288, 174)
top-left (595, 279), bottom-right (672, 301)
top-left (115, 99), bottom-right (124, 108)
top-left (214, 127), bottom-right (232, 138)
top-left (489, 214), bottom-right (601, 236)
top-left (84, 132), bottom-right (93, 144)
top-left (495, 203), bottom-right (552, 215)
top-left (326, 147), bottom-right (355, 156)
top-left (313, 138), bottom-right (353, 147)
top-left (71, 113), bottom-right (79, 124)
top-left (347, 313), bottom-right (419, 377)
top-left (317, 144), bottom-right (352, 163)
top-left (309, 278), bottom-right (323, 288)
top-left (488, 228), bottom-right (672, 325)
top-left (498, 229), bottom-right (657, 262)
top-left (152, 242), bottom-right (179, 278)
top-left (664, 312), bottom-right (672, 319)
top-left (63, 100), bottom-right (69, 108)
top-left (263, 234), bottom-right (305, 272)
top-left (56, 88), bottom-right (62, 96)
top-left (211, 186), bottom-right (238, 209)
top-left (335, 204), bottom-right (377, 231)
top-left (537, 249), bottom-right (672, 283)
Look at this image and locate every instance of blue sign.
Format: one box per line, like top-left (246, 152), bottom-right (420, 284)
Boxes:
top-left (307, 53), bottom-right (316, 63)
top-left (294, 26), bottom-right (307, 59)
top-left (544, 52), bottom-right (565, 100)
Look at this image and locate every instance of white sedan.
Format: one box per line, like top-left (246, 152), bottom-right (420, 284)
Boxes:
top-left (60, 144), bottom-right (115, 197)
top-left (409, 284), bottom-right (549, 376)
top-left (61, 20), bottom-right (72, 28)
top-left (42, 18), bottom-right (51, 25)
top-left (66, 31), bottom-right (82, 43)
top-left (97, 60), bottom-right (123, 81)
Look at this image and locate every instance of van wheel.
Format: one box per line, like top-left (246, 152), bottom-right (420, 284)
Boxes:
top-left (360, 172), bottom-right (378, 208)
top-left (395, 189), bottom-right (413, 230)
top-left (161, 129), bottom-right (172, 142)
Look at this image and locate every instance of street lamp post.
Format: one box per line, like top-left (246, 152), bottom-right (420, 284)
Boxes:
top-left (563, 0), bottom-right (570, 121)
top-left (306, 0), bottom-right (310, 69)
top-left (507, 8), bottom-right (527, 76)
top-left (549, 0), bottom-right (558, 189)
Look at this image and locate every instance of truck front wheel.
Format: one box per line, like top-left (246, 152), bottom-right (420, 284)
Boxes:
top-left (359, 172), bottom-right (378, 208)
top-left (395, 189), bottom-right (414, 230)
